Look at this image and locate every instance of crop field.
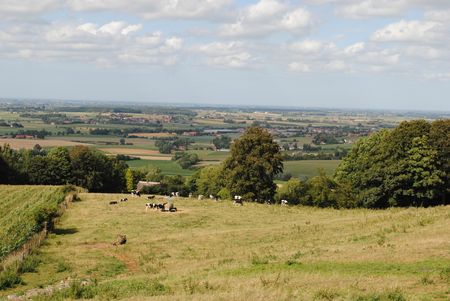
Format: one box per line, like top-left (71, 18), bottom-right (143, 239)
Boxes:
top-left (284, 160), bottom-right (341, 178)
top-left (0, 185), bottom-right (69, 261)
top-left (0, 138), bottom-right (91, 150)
top-left (2, 193), bottom-right (449, 300)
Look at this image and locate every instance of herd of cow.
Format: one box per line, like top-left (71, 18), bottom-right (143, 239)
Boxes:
top-left (109, 190), bottom-right (290, 209)
top-left (108, 190), bottom-right (178, 212)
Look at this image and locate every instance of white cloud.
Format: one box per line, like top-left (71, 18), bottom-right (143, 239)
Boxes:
top-left (219, 0), bottom-right (315, 38)
top-left (337, 0), bottom-right (408, 19)
top-left (289, 40), bottom-right (325, 54)
top-left (325, 60), bottom-right (348, 71)
top-left (288, 62), bottom-right (311, 72)
top-left (344, 42), bottom-right (365, 54)
top-left (0, 20), bottom-right (183, 66)
top-left (0, 0), bottom-right (60, 18)
top-left (371, 20), bottom-right (440, 43)
top-left (67, 0), bottom-right (233, 20)
top-left (194, 41), bottom-right (254, 68)
top-left (307, 0), bottom-right (450, 19)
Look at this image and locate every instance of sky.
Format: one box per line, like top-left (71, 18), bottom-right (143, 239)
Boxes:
top-left (0, 0), bottom-right (449, 111)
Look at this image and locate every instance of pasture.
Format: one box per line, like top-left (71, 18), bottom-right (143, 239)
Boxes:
top-left (2, 192), bottom-right (449, 300)
top-left (284, 160), bottom-right (341, 178)
top-left (126, 160), bottom-right (196, 176)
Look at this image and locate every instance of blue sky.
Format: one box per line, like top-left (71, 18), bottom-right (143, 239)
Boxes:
top-left (0, 0), bottom-right (449, 111)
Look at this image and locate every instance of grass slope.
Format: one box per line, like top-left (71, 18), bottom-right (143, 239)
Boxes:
top-left (3, 193), bottom-right (449, 300)
top-left (0, 185), bottom-right (69, 261)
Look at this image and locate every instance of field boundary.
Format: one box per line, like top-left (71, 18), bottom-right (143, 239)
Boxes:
top-left (0, 189), bottom-right (78, 272)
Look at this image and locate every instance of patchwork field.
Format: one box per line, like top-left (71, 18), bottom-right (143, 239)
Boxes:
top-left (2, 192), bottom-right (449, 300)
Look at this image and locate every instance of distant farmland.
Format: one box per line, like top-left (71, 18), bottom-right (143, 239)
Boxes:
top-left (0, 138), bottom-right (90, 149)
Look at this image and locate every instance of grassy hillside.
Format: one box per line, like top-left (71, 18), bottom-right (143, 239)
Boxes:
top-left (0, 185), bottom-right (70, 261)
top-left (3, 193), bottom-right (449, 300)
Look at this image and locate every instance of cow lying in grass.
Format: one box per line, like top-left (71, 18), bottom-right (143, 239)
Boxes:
top-left (145, 202), bottom-right (167, 211)
top-left (145, 202), bottom-right (177, 212)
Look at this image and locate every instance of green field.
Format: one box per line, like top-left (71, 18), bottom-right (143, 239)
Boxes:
top-left (126, 159), bottom-right (341, 179)
top-left (1, 192), bottom-right (449, 300)
top-left (126, 160), bottom-right (197, 176)
top-left (0, 185), bottom-right (69, 261)
top-left (284, 160), bottom-right (341, 178)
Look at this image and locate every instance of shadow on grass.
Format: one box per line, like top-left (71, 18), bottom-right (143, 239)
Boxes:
top-left (53, 227), bottom-right (78, 235)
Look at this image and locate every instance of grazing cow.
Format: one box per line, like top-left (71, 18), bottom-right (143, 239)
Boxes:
top-left (281, 199), bottom-right (288, 206)
top-left (131, 190), bottom-right (141, 197)
top-left (233, 199), bottom-right (243, 206)
top-left (147, 195), bottom-right (155, 200)
top-left (120, 198), bottom-right (128, 202)
top-left (198, 195), bottom-right (204, 200)
top-left (156, 203), bottom-right (167, 211)
top-left (109, 201), bottom-right (118, 205)
top-left (233, 195), bottom-right (243, 206)
top-left (209, 194), bottom-right (215, 199)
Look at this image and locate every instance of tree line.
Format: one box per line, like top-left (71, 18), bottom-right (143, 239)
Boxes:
top-left (0, 145), bottom-right (127, 192)
top-left (0, 120), bottom-right (448, 208)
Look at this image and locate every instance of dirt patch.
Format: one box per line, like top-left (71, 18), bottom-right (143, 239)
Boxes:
top-left (84, 242), bottom-right (139, 272)
top-left (0, 138), bottom-right (91, 149)
top-left (112, 251), bottom-right (139, 272)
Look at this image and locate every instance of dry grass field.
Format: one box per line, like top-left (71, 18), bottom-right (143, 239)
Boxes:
top-left (2, 192), bottom-right (449, 300)
top-left (0, 138), bottom-right (90, 149)
top-left (99, 148), bottom-right (172, 160)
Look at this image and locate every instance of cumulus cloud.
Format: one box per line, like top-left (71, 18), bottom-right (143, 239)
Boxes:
top-left (307, 0), bottom-right (450, 19)
top-left (371, 20), bottom-right (440, 43)
top-left (0, 0), bottom-right (60, 18)
top-left (66, 0), bottom-right (233, 20)
top-left (0, 20), bottom-right (183, 66)
top-left (286, 38), bottom-right (403, 74)
top-left (193, 41), bottom-right (254, 68)
top-left (219, 0), bottom-right (315, 38)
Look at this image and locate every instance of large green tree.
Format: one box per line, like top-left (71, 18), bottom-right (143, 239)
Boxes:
top-left (222, 127), bottom-right (283, 202)
top-left (335, 120), bottom-right (448, 208)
